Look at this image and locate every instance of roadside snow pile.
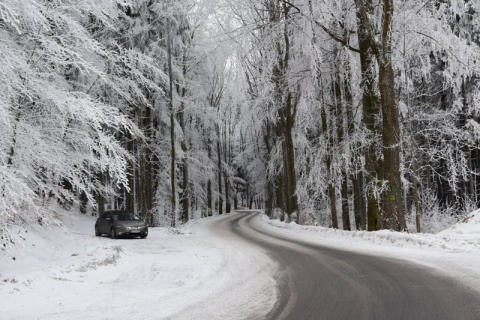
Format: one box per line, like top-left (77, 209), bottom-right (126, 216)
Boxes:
top-left (437, 209), bottom-right (480, 236)
top-left (261, 212), bottom-right (480, 253)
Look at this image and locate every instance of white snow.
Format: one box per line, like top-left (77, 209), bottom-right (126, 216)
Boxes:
top-left (0, 212), bottom-right (277, 320)
top-left (1, 209), bottom-right (480, 319)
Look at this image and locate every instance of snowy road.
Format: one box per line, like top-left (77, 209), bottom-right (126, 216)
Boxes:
top-left (224, 211), bottom-right (480, 320)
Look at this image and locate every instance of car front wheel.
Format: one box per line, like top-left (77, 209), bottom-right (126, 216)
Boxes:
top-left (110, 228), bottom-right (117, 239)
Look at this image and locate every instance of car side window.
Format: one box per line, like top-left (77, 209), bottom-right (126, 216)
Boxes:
top-left (100, 213), bottom-right (108, 219)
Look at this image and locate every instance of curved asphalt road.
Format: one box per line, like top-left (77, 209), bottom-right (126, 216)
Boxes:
top-left (212, 211), bottom-right (480, 320)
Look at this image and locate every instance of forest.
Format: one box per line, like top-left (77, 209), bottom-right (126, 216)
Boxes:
top-left (1, 0), bottom-right (480, 251)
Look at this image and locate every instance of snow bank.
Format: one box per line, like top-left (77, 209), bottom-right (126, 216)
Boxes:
top-left (438, 209), bottom-right (480, 236)
top-left (261, 213), bottom-right (480, 253)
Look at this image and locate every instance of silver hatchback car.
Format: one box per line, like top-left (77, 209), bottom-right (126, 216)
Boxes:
top-left (95, 210), bottom-right (148, 239)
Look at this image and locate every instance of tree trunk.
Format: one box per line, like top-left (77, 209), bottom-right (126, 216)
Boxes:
top-left (322, 104), bottom-right (338, 229)
top-left (377, 0), bottom-right (406, 230)
top-left (125, 127), bottom-right (135, 213)
top-left (137, 107), bottom-right (149, 221)
top-left (181, 148), bottom-right (189, 222)
top-left (341, 179), bottom-right (350, 231)
top-left (97, 172), bottom-right (105, 215)
top-left (224, 129), bottom-right (231, 214)
top-left (275, 171), bottom-right (285, 218)
top-left (224, 170), bottom-right (231, 213)
top-left (352, 175), bottom-right (364, 230)
top-left (207, 179), bottom-right (212, 216)
top-left (79, 190), bottom-right (88, 214)
top-left (282, 94), bottom-right (299, 221)
top-left (179, 58), bottom-right (189, 223)
top-left (143, 105), bottom-right (155, 225)
top-left (167, 23), bottom-right (176, 227)
top-left (217, 139), bottom-right (223, 215)
top-left (264, 122), bottom-right (274, 217)
top-left (268, 0), bottom-right (299, 222)
top-left (355, 0), bottom-right (383, 231)
top-left (335, 70), bottom-right (351, 231)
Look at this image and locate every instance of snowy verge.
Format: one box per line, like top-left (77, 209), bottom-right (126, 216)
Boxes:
top-left (259, 210), bottom-right (480, 296)
top-left (0, 212), bottom-right (276, 320)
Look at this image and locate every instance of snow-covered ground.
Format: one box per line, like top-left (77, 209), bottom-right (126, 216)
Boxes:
top-left (0, 212), bottom-right (277, 320)
top-left (1, 209), bottom-right (479, 319)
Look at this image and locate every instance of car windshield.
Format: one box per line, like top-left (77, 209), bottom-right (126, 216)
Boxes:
top-left (113, 213), bottom-right (141, 221)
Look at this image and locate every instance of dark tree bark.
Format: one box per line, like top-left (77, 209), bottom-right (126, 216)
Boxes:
top-left (322, 104), bottom-right (339, 229)
top-left (224, 129), bottom-right (231, 214)
top-left (264, 121), bottom-right (275, 217)
top-left (356, 0), bottom-right (382, 231)
top-left (79, 190), bottom-right (88, 214)
top-left (178, 64), bottom-right (189, 223)
top-left (96, 172), bottom-right (106, 215)
top-left (352, 175), bottom-right (364, 230)
top-left (167, 22), bottom-right (176, 227)
top-left (268, 0), bottom-right (299, 221)
top-left (355, 0), bottom-right (406, 230)
top-left (335, 70), bottom-right (351, 231)
top-left (345, 64), bottom-right (365, 230)
top-left (217, 139), bottom-right (223, 215)
top-left (224, 170), bottom-right (231, 213)
top-left (125, 127), bottom-right (135, 213)
top-left (207, 179), bottom-right (212, 216)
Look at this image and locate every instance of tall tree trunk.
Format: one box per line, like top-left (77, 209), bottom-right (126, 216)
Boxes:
top-left (377, 0), bottom-right (406, 230)
top-left (181, 146), bottom-right (189, 222)
top-left (79, 190), bottom-right (88, 214)
top-left (355, 0), bottom-right (382, 231)
top-left (224, 170), bottom-right (230, 213)
top-left (179, 83), bottom-right (189, 223)
top-left (224, 130), bottom-right (231, 214)
top-left (275, 170), bottom-right (285, 220)
top-left (271, 1), bottom-right (299, 222)
top-left (217, 139), bottom-right (223, 215)
top-left (335, 70), bottom-right (351, 231)
top-left (352, 175), bottom-right (364, 230)
top-left (97, 172), bottom-right (105, 215)
top-left (207, 179), bottom-right (212, 216)
top-left (138, 107), bottom-right (149, 221)
top-left (378, 62), bottom-right (406, 230)
top-left (167, 23), bottom-right (176, 228)
top-left (125, 127), bottom-right (135, 213)
top-left (282, 94), bottom-right (299, 221)
top-left (341, 179), bottom-right (350, 230)
top-left (264, 122), bottom-right (274, 217)
top-left (403, 37), bottom-right (420, 233)
top-left (206, 138), bottom-right (213, 216)
top-left (345, 68), bottom-right (364, 230)
top-left (322, 104), bottom-right (338, 229)
top-left (144, 105), bottom-right (154, 225)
